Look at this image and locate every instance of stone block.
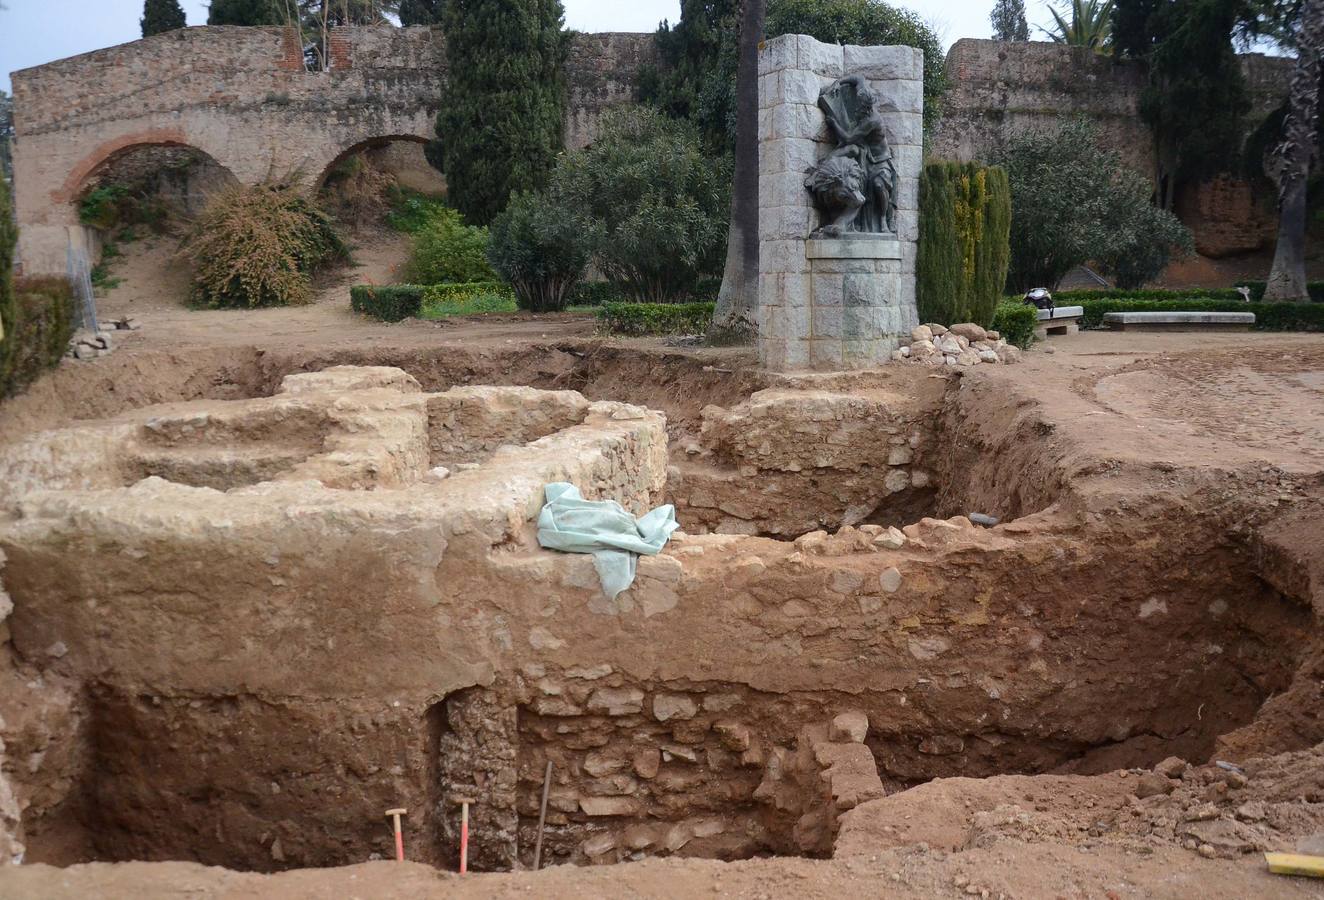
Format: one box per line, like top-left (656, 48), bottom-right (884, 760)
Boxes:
top-left (809, 339), bottom-right (844, 370)
top-left (759, 137), bottom-right (819, 177)
top-left (781, 67), bottom-right (830, 104)
top-left (761, 238), bottom-right (808, 275)
top-left (653, 693), bottom-right (699, 721)
top-left (843, 272), bottom-right (885, 308)
top-left (844, 306), bottom-right (884, 338)
top-left (885, 112), bottom-right (923, 148)
top-left (760, 170), bottom-right (810, 212)
top-left (810, 257), bottom-right (882, 275)
top-left (895, 208), bottom-right (919, 243)
top-left (843, 339), bottom-right (883, 367)
top-left (843, 44), bottom-right (918, 81)
top-left (784, 303), bottom-right (811, 341)
top-left (830, 709), bottom-right (870, 743)
top-left (759, 34), bottom-right (802, 76)
top-left (810, 272), bottom-right (844, 307)
top-left (811, 306), bottom-right (844, 340)
top-left (770, 103), bottom-right (825, 141)
top-left (758, 107), bottom-right (773, 142)
top-left (760, 338), bottom-right (788, 370)
top-left (758, 72), bottom-right (778, 109)
top-left (580, 797), bottom-right (640, 817)
top-left (759, 205), bottom-right (814, 242)
top-left (785, 339), bottom-right (810, 369)
top-left (873, 78), bottom-right (923, 115)
top-left (781, 272), bottom-right (811, 307)
top-left (893, 144), bottom-right (923, 181)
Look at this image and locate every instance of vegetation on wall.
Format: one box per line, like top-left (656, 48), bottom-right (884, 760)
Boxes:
top-left (434, 0), bottom-right (569, 225)
top-left (1043, 0), bottom-right (1114, 48)
top-left (995, 118), bottom-right (1191, 292)
top-left (180, 183), bottom-right (347, 308)
top-left (916, 161), bottom-right (1012, 327)
top-left (642, 0), bottom-right (948, 153)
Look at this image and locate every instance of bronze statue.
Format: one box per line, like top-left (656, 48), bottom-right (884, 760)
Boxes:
top-left (804, 75), bottom-right (899, 238)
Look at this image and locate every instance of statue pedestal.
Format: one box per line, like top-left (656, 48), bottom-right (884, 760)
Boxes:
top-left (756, 34), bottom-right (922, 372)
top-left (806, 238), bottom-right (908, 369)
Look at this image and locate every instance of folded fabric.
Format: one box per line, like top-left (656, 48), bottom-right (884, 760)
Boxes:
top-left (536, 482), bottom-right (679, 599)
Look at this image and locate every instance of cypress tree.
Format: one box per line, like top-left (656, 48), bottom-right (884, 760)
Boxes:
top-left (207, 0), bottom-right (285, 26)
top-left (916, 163), bottom-right (960, 326)
top-left (142, 0), bottom-right (187, 36)
top-left (435, 0), bottom-right (569, 226)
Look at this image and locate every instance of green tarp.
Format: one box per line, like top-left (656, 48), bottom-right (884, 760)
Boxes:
top-left (536, 482), bottom-right (678, 599)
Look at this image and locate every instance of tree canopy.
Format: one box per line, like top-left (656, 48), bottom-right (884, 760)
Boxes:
top-left (991, 0), bottom-right (1030, 40)
top-left (434, 0), bottom-right (569, 225)
top-left (142, 0), bottom-right (187, 36)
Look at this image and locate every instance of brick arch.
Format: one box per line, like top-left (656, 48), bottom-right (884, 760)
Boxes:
top-left (56, 130), bottom-right (236, 205)
top-left (311, 134), bottom-right (437, 191)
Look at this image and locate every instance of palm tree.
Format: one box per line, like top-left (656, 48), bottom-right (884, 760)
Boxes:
top-left (1044, 0), bottom-right (1114, 49)
top-left (1264, 0), bottom-right (1324, 301)
top-left (709, 0), bottom-right (765, 343)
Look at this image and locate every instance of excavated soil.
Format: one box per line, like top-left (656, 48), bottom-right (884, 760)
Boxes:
top-left (2, 257), bottom-right (1324, 899)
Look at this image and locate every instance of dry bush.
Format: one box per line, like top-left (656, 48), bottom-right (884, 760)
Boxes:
top-left (322, 153), bottom-right (397, 230)
top-left (180, 183), bottom-right (347, 309)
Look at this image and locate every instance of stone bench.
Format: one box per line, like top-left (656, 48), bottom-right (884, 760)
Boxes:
top-left (1034, 305), bottom-right (1084, 339)
top-left (1103, 311), bottom-right (1255, 332)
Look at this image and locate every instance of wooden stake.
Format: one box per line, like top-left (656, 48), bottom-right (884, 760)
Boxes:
top-left (385, 808), bottom-right (407, 862)
top-left (533, 761), bottom-right (553, 871)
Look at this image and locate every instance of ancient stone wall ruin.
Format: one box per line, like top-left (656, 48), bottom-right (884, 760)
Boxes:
top-left (8, 26), bottom-right (655, 275)
top-left (1, 362), bottom-right (1317, 872)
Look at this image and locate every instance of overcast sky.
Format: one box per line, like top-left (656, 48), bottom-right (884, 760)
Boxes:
top-left (0, 0), bottom-right (1004, 94)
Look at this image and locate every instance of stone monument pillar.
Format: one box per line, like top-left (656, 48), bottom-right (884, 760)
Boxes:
top-left (757, 35), bottom-right (922, 371)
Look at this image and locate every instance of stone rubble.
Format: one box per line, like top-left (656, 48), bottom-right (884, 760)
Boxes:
top-left (892, 323), bottom-right (1022, 367)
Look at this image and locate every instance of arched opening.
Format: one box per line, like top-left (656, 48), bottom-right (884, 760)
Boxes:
top-left (70, 142), bottom-right (238, 294)
top-left (316, 135), bottom-right (446, 231)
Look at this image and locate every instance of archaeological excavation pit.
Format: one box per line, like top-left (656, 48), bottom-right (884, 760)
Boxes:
top-left (0, 361), bottom-right (1317, 874)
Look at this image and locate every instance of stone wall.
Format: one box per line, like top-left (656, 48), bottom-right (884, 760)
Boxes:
top-left (9, 26), bottom-right (655, 275)
top-left (932, 38), bottom-right (1292, 177)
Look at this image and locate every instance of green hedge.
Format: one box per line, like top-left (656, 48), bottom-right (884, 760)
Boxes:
top-left (1045, 286), bottom-right (1324, 304)
top-left (350, 284), bottom-right (428, 322)
top-left (917, 161), bottom-right (1011, 327)
top-left (596, 301), bottom-right (714, 336)
top-left (1075, 299), bottom-right (1324, 331)
top-left (990, 301), bottom-right (1037, 349)
top-left (2, 277), bottom-right (75, 399)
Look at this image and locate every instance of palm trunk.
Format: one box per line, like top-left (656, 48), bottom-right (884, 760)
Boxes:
top-left (1265, 0), bottom-right (1324, 302)
top-left (709, 0), bottom-right (765, 344)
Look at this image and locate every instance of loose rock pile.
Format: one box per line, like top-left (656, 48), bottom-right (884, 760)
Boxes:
top-left (67, 318), bottom-right (139, 361)
top-left (893, 323), bottom-right (1021, 367)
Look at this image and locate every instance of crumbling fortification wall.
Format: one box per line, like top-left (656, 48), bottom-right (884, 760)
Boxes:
top-left (9, 26), bottom-right (655, 274)
top-left (932, 39), bottom-right (1291, 177)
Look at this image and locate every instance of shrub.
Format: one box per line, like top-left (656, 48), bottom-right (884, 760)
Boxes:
top-left (990, 300), bottom-right (1037, 349)
top-left (2, 277), bottom-right (75, 399)
top-left (596, 301), bottom-right (715, 336)
top-left (386, 188), bottom-right (450, 234)
top-left (1046, 287), bottom-right (1246, 303)
top-left (1073, 298), bottom-right (1324, 332)
top-left (181, 183), bottom-right (347, 309)
top-left (488, 191), bottom-right (597, 313)
top-left (404, 206), bottom-right (495, 285)
top-left (350, 284), bottom-right (428, 322)
top-left (557, 107), bottom-right (730, 302)
top-left (917, 162), bottom-right (1012, 327)
top-left (421, 282), bottom-right (517, 318)
top-left (995, 119), bottom-right (1192, 292)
